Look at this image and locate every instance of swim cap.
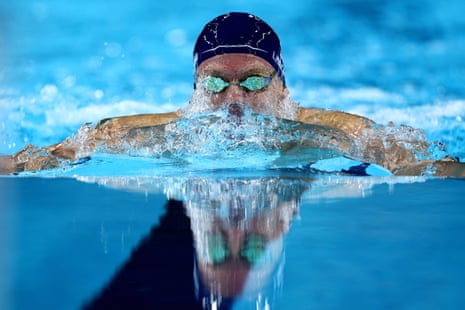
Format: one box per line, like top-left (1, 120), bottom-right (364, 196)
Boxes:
top-left (193, 12), bottom-right (286, 86)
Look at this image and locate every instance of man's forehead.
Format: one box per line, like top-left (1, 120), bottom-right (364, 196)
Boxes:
top-left (196, 53), bottom-right (274, 78)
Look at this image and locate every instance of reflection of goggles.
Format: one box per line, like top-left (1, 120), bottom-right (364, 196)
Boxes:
top-left (200, 72), bottom-right (276, 94)
top-left (207, 233), bottom-right (266, 265)
top-left (194, 235), bottom-right (285, 308)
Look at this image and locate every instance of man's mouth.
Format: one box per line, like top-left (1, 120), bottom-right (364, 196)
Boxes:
top-left (227, 103), bottom-right (244, 117)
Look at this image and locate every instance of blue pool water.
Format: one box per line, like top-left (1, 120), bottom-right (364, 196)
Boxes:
top-left (1, 0), bottom-right (465, 309)
top-left (1, 175), bottom-right (465, 309)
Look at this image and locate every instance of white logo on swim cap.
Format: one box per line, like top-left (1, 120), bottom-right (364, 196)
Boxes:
top-left (272, 51), bottom-right (285, 78)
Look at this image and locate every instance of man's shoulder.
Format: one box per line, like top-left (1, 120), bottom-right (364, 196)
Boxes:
top-left (297, 107), bottom-right (374, 137)
top-left (96, 111), bottom-right (182, 130)
top-left (297, 107), bottom-right (373, 123)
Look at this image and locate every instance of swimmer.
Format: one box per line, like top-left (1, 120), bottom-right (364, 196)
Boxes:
top-left (0, 12), bottom-right (464, 176)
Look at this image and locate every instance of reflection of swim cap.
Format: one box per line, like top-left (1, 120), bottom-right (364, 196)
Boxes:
top-left (193, 12), bottom-right (286, 86)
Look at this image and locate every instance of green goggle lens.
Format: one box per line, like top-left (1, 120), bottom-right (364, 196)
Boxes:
top-left (204, 76), bottom-right (230, 93)
top-left (240, 235), bottom-right (266, 265)
top-left (239, 76), bottom-right (271, 91)
top-left (207, 233), bottom-right (230, 264)
top-left (201, 75), bottom-right (273, 94)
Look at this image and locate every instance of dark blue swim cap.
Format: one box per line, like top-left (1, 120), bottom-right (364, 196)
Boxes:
top-left (193, 12), bottom-right (286, 86)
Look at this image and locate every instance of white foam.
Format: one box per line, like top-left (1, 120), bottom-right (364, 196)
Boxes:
top-left (295, 86), bottom-right (405, 107)
top-left (351, 99), bottom-right (465, 127)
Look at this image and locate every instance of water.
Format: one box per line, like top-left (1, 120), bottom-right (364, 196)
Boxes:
top-left (1, 0), bottom-right (465, 309)
top-left (1, 176), bottom-right (465, 309)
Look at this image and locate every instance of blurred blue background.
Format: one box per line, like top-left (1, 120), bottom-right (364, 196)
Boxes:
top-left (1, 0), bottom-right (464, 159)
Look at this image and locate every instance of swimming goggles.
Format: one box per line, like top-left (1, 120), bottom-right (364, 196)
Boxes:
top-left (200, 72), bottom-right (276, 94)
top-left (207, 233), bottom-right (266, 265)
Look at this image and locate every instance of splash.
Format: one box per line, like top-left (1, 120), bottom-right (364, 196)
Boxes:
top-left (184, 86), bottom-right (299, 120)
top-left (11, 104), bottom-right (454, 175)
top-left (351, 121), bottom-right (445, 172)
top-left (89, 107), bottom-right (355, 170)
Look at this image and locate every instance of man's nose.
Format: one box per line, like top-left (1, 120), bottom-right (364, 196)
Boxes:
top-left (224, 84), bottom-right (246, 103)
top-left (226, 229), bottom-right (244, 257)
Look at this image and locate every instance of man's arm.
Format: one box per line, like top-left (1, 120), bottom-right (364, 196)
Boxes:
top-left (297, 107), bottom-right (375, 138)
top-left (297, 107), bottom-right (465, 177)
top-left (0, 155), bottom-right (16, 174)
top-left (0, 111), bottom-right (182, 174)
top-left (297, 107), bottom-right (391, 168)
top-left (392, 159), bottom-right (465, 177)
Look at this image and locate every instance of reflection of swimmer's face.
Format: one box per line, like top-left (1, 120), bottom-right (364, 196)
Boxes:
top-left (194, 54), bottom-right (288, 117)
top-left (193, 203), bottom-right (296, 298)
top-left (197, 221), bottom-right (274, 298)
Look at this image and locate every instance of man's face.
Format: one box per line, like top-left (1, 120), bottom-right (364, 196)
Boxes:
top-left (193, 54), bottom-right (289, 117)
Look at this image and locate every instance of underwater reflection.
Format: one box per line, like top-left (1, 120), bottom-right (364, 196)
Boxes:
top-left (183, 178), bottom-right (303, 309)
top-left (83, 176), bottom-right (308, 309)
